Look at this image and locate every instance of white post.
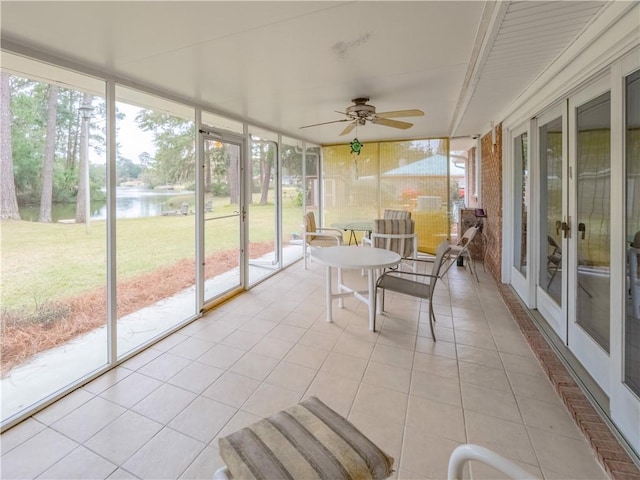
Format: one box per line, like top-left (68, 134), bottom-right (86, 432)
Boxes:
top-left (79, 103), bottom-right (93, 233)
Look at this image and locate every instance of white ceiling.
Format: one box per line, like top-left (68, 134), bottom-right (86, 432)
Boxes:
top-left (0, 1), bottom-right (609, 148)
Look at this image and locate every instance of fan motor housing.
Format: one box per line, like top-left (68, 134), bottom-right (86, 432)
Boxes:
top-left (346, 103), bottom-right (376, 118)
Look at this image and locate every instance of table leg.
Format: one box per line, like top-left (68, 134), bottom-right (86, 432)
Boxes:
top-left (325, 265), bottom-right (333, 323)
top-left (367, 268), bottom-right (376, 331)
top-left (337, 267), bottom-right (344, 308)
top-left (376, 269), bottom-right (382, 315)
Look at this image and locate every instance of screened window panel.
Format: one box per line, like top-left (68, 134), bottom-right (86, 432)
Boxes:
top-left (322, 139), bottom-right (451, 253)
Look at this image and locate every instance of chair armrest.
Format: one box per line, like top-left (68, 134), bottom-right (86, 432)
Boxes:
top-left (448, 444), bottom-right (533, 480)
top-left (304, 231), bottom-right (343, 245)
top-left (379, 270), bottom-right (436, 281)
top-left (316, 227), bottom-right (345, 236)
top-left (400, 256), bottom-right (438, 264)
top-left (306, 230), bottom-right (342, 239)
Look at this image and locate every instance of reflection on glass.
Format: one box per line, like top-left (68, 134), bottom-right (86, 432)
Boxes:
top-left (513, 133), bottom-right (528, 276)
top-left (576, 92), bottom-right (610, 353)
top-left (248, 130), bottom-right (278, 285)
top-left (1, 68), bottom-right (107, 423)
top-left (625, 69), bottom-right (640, 396)
top-left (539, 117), bottom-right (563, 304)
top-left (115, 88), bottom-right (196, 358)
top-left (281, 137), bottom-right (304, 267)
top-left (322, 139), bottom-right (450, 254)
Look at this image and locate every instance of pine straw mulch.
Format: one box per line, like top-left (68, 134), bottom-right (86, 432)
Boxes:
top-left (0, 242), bottom-right (274, 377)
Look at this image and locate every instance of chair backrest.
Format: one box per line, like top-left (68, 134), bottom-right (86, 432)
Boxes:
top-left (383, 209), bottom-right (411, 220)
top-left (445, 225), bottom-right (478, 266)
top-left (304, 212), bottom-right (317, 240)
top-left (458, 225), bottom-right (479, 248)
top-left (433, 240), bottom-right (453, 278)
top-left (372, 218), bottom-right (415, 257)
top-left (547, 235), bottom-right (561, 254)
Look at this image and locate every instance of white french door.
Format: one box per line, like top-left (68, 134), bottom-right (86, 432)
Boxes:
top-left (566, 76), bottom-right (611, 394)
top-left (510, 123), bottom-right (532, 304)
top-left (200, 133), bottom-right (245, 308)
top-left (536, 104), bottom-right (568, 343)
top-left (533, 78), bottom-right (612, 394)
top-left (534, 56), bottom-right (640, 457)
top-left (528, 50), bottom-right (640, 457)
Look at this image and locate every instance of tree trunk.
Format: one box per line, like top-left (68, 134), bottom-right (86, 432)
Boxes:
top-left (229, 147), bottom-right (240, 205)
top-left (39, 84), bottom-right (58, 223)
top-left (0, 72), bottom-right (21, 220)
top-left (260, 155), bottom-right (271, 205)
top-left (75, 93), bottom-right (92, 223)
top-left (66, 91), bottom-right (77, 170)
top-left (258, 143), bottom-right (272, 205)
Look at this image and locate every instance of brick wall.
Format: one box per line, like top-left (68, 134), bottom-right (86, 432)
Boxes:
top-left (480, 124), bottom-right (503, 281)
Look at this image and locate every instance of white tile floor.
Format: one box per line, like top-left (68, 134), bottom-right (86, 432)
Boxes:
top-left (0, 259), bottom-right (607, 479)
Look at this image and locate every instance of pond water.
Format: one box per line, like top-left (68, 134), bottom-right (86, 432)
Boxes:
top-left (18, 188), bottom-right (194, 222)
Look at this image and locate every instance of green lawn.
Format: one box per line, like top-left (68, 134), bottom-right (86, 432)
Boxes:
top-left (1, 196), bottom-right (304, 311)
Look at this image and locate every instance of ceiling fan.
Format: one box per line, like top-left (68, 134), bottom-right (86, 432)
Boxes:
top-left (300, 97), bottom-right (424, 136)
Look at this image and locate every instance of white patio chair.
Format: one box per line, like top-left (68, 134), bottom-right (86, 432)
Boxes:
top-left (447, 444), bottom-right (535, 480)
top-left (368, 218), bottom-right (418, 274)
top-left (302, 211), bottom-right (343, 269)
top-left (439, 225), bottom-right (480, 281)
top-left (375, 240), bottom-right (451, 339)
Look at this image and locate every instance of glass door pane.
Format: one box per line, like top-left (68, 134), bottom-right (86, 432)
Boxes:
top-left (203, 138), bottom-right (242, 303)
top-left (539, 115), bottom-right (564, 305)
top-left (625, 69), bottom-right (640, 396)
top-left (513, 132), bottom-right (529, 276)
top-left (248, 133), bottom-right (278, 285)
top-left (575, 92), bottom-right (611, 353)
top-left (115, 89), bottom-right (196, 358)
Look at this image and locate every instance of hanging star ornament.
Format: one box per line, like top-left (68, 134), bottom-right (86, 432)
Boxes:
top-left (350, 138), bottom-right (363, 155)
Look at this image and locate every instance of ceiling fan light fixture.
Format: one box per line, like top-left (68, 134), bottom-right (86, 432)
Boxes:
top-left (299, 97), bottom-right (424, 135)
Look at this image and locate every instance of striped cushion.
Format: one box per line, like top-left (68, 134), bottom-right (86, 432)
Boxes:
top-left (383, 209), bottom-right (411, 220)
top-left (218, 396), bottom-right (394, 480)
top-left (373, 219), bottom-right (415, 257)
top-left (304, 212), bottom-right (317, 241)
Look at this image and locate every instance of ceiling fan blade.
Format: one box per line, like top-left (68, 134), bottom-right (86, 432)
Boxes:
top-left (371, 117), bottom-right (413, 129)
top-left (339, 123), bottom-right (356, 136)
top-left (299, 119), bottom-right (349, 129)
top-left (375, 109), bottom-right (424, 119)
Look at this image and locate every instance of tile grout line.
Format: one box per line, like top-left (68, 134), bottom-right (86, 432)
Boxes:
top-left (496, 284), bottom-right (640, 480)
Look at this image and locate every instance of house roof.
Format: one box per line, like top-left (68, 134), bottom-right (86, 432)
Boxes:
top-left (383, 154), bottom-right (465, 177)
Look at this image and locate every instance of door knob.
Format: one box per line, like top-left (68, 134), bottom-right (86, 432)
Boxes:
top-left (578, 223), bottom-right (586, 239)
top-left (555, 220), bottom-right (562, 236)
top-left (561, 221), bottom-right (570, 238)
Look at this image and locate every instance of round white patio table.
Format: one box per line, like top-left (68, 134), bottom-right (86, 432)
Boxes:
top-left (311, 245), bottom-right (401, 331)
